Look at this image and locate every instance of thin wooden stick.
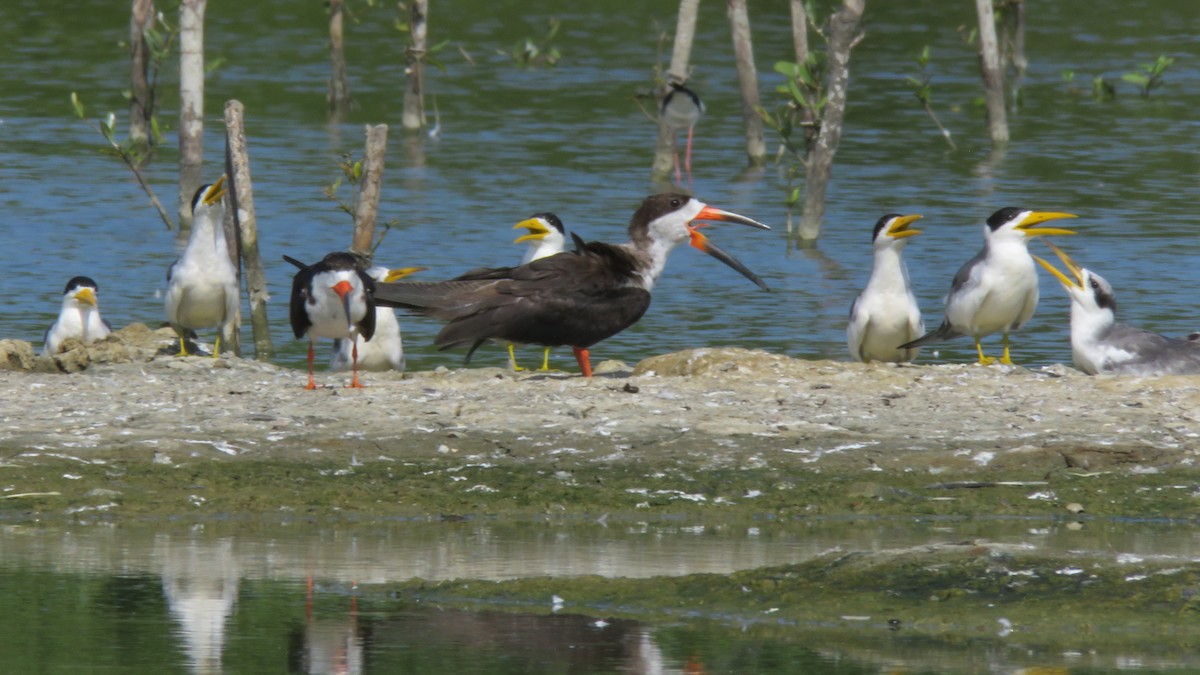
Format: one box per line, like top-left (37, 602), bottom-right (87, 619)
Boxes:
top-left (327, 0), bottom-right (353, 118)
top-left (789, 0), bottom-right (808, 65)
top-left (975, 0), bottom-right (1009, 143)
top-left (798, 0), bottom-right (864, 242)
top-left (351, 124), bottom-right (389, 262)
top-left (224, 100), bottom-right (274, 360)
top-left (178, 0), bottom-right (207, 232)
top-left (1009, 0), bottom-right (1027, 108)
top-left (128, 0), bottom-right (154, 149)
top-left (727, 0), bottom-right (766, 166)
top-left (651, 0), bottom-right (700, 182)
top-left (401, 0), bottom-right (428, 131)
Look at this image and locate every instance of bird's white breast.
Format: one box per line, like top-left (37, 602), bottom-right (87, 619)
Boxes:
top-left (43, 303), bottom-right (110, 355)
top-left (850, 248), bottom-right (922, 362)
top-left (947, 242), bottom-right (1038, 336)
top-left (166, 216), bottom-right (239, 329)
top-left (331, 308), bottom-right (403, 371)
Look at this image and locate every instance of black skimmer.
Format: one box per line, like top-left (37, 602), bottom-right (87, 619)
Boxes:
top-left (1034, 242), bottom-right (1200, 376)
top-left (329, 265), bottom-right (424, 373)
top-left (286, 252), bottom-right (377, 389)
top-left (510, 212), bottom-right (567, 371)
top-left (42, 276), bottom-right (112, 356)
top-left (373, 193), bottom-right (770, 377)
top-left (165, 176), bottom-right (239, 357)
top-left (899, 207), bottom-right (1077, 365)
top-left (661, 82), bottom-right (705, 183)
top-left (847, 214), bottom-right (924, 363)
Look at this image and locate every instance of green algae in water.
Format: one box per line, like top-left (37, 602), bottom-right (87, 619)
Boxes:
top-left (3, 454), bottom-right (1199, 522)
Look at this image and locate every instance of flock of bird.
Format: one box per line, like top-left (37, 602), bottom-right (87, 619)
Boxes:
top-left (847, 207), bottom-right (1200, 375)
top-left (40, 83), bottom-right (1200, 384)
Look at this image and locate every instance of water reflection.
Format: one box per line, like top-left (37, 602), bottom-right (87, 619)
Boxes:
top-left (351, 608), bottom-right (671, 674)
top-left (159, 535), bottom-right (239, 674)
top-left (2, 517), bottom-right (1200, 672)
top-left (295, 581), bottom-right (364, 675)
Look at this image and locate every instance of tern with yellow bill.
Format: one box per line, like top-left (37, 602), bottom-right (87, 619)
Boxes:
top-left (509, 212), bottom-right (567, 371)
top-left (43, 276), bottom-right (112, 356)
top-left (899, 207), bottom-right (1077, 365)
top-left (514, 212), bottom-right (566, 265)
top-left (373, 193), bottom-right (770, 378)
top-left (1034, 241), bottom-right (1200, 376)
top-left (165, 176), bottom-right (239, 357)
top-left (847, 214), bottom-right (925, 363)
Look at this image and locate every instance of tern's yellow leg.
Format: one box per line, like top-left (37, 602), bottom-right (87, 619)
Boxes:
top-left (176, 335), bottom-right (190, 357)
top-left (213, 335), bottom-right (222, 358)
top-left (974, 338), bottom-right (997, 366)
top-left (539, 347), bottom-right (552, 371)
top-left (999, 334), bottom-right (1014, 365)
top-left (507, 343), bottom-right (526, 372)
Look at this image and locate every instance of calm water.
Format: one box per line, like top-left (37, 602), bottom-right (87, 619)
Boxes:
top-left (3, 517), bottom-right (1200, 673)
top-left (0, 0), bottom-right (1196, 370)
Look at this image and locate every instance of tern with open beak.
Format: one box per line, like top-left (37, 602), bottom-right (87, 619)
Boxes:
top-left (847, 214), bottom-right (925, 363)
top-left (1035, 241), bottom-right (1200, 376)
top-left (507, 212), bottom-right (567, 371)
top-left (899, 207), bottom-right (1077, 365)
top-left (165, 176), bottom-right (240, 357)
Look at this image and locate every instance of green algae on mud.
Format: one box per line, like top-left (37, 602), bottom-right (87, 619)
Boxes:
top-left (2, 453), bottom-right (1199, 522)
top-left (383, 542), bottom-right (1200, 653)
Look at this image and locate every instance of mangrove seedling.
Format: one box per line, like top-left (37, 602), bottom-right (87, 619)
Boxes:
top-left (123, 7), bottom-right (178, 152)
top-left (1092, 75), bottom-right (1116, 101)
top-left (322, 152), bottom-right (398, 254)
top-left (905, 46), bottom-right (956, 149)
top-left (1122, 55), bottom-right (1173, 97)
top-left (506, 17), bottom-right (561, 68)
top-left (756, 55), bottom-right (826, 161)
top-left (70, 93), bottom-right (174, 231)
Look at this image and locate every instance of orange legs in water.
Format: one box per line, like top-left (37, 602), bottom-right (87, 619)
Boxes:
top-left (672, 125), bottom-right (696, 184)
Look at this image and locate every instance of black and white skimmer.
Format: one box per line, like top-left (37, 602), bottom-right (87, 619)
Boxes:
top-left (661, 82), bottom-right (704, 183)
top-left (510, 212), bottom-right (567, 371)
top-left (373, 194), bottom-right (770, 377)
top-left (287, 252), bottom-right (377, 389)
top-left (847, 214), bottom-right (924, 363)
top-left (329, 265), bottom-right (424, 373)
top-left (42, 276), bottom-right (112, 356)
top-left (1035, 242), bottom-right (1200, 376)
top-left (165, 176), bottom-right (239, 357)
top-left (899, 207), bottom-right (1077, 365)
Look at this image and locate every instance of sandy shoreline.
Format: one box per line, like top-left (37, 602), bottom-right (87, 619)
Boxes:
top-left (2, 324), bottom-right (1199, 518)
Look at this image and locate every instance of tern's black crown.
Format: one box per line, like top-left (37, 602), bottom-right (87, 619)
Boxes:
top-left (986, 207), bottom-right (1024, 231)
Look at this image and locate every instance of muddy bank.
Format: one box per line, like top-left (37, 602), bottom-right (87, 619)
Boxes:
top-left (1, 324), bottom-right (1199, 519)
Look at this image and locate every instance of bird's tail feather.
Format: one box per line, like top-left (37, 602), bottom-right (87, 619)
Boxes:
top-left (898, 321), bottom-right (961, 350)
top-left (374, 280), bottom-right (482, 311)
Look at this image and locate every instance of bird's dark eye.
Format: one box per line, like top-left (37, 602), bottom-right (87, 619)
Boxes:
top-left (1090, 279), bottom-right (1099, 290)
top-left (670, 198), bottom-right (681, 208)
